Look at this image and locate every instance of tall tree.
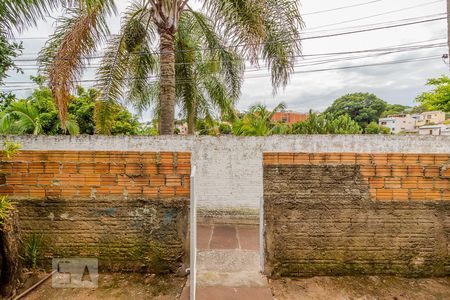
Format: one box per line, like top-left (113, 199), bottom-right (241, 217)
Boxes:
top-left (381, 104), bottom-right (410, 117)
top-left (39, 0), bottom-right (303, 135)
top-left (325, 93), bottom-right (388, 128)
top-left (416, 76), bottom-right (450, 112)
top-left (123, 10), bottom-right (243, 134)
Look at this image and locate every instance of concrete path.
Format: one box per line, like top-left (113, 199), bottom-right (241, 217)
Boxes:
top-left (180, 224), bottom-right (273, 300)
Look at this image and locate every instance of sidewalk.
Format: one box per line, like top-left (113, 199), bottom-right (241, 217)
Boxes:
top-left (180, 224), bottom-right (272, 300)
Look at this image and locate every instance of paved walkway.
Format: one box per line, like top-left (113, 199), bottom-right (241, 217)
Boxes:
top-left (180, 224), bottom-right (272, 300)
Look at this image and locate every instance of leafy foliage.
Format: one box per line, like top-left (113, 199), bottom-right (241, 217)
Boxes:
top-left (21, 233), bottom-right (43, 269)
top-left (325, 93), bottom-right (388, 128)
top-left (40, 0), bottom-right (303, 134)
top-left (38, 1), bottom-right (116, 128)
top-left (0, 80), bottom-right (79, 135)
top-left (381, 104), bottom-right (410, 118)
top-left (137, 121), bottom-right (158, 136)
top-left (195, 119), bottom-right (232, 136)
top-left (0, 36), bottom-right (23, 85)
top-left (291, 112), bottom-right (362, 134)
top-left (0, 0), bottom-right (66, 34)
top-left (0, 196), bottom-right (14, 227)
top-left (416, 76), bottom-right (450, 112)
top-left (232, 103), bottom-right (288, 136)
top-left (364, 121), bottom-right (390, 134)
top-left (2, 139), bottom-right (22, 159)
top-left (0, 81), bottom-right (139, 135)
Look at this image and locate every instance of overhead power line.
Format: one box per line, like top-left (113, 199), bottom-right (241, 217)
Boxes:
top-left (15, 35), bottom-right (446, 63)
top-left (1, 54), bottom-right (442, 89)
top-left (303, 0), bottom-right (383, 16)
top-left (6, 44), bottom-right (446, 83)
top-left (302, 15), bottom-right (446, 40)
top-left (245, 56), bottom-right (440, 79)
top-left (308, 0), bottom-right (445, 30)
top-left (11, 14), bottom-right (446, 63)
top-left (12, 42), bottom-right (446, 70)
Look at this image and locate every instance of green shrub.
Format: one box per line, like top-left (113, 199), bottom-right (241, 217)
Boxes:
top-left (2, 139), bottom-right (21, 159)
top-left (21, 233), bottom-right (44, 269)
top-left (0, 195), bottom-right (14, 226)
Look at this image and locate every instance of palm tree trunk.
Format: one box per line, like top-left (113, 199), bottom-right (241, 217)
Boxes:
top-left (158, 30), bottom-right (176, 135)
top-left (187, 107), bottom-right (195, 135)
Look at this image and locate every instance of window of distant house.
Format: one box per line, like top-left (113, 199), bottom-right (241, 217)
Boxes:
top-left (430, 130), bottom-right (433, 135)
top-left (282, 117), bottom-right (288, 123)
top-left (381, 122), bottom-right (387, 125)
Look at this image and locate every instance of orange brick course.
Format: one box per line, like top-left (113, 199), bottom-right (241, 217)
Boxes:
top-left (264, 153), bottom-right (450, 201)
top-left (0, 151), bottom-right (191, 199)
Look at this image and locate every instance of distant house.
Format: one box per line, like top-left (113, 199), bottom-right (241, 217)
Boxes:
top-left (414, 111), bottom-right (446, 127)
top-left (379, 111), bottom-right (448, 134)
top-left (418, 124), bottom-right (450, 136)
top-left (272, 111), bottom-right (308, 124)
top-left (378, 114), bottom-right (416, 134)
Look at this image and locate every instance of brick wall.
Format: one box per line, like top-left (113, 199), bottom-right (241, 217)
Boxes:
top-left (263, 152), bottom-right (450, 277)
top-left (4, 135), bottom-right (450, 216)
top-left (0, 150), bottom-right (190, 272)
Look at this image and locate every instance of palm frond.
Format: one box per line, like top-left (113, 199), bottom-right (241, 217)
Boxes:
top-left (96, 0), bottom-right (157, 127)
top-left (0, 0), bottom-right (65, 34)
top-left (203, 0), bottom-right (267, 61)
top-left (95, 34), bottom-right (129, 103)
top-left (203, 0), bottom-right (302, 93)
top-left (0, 111), bottom-right (14, 134)
top-left (94, 99), bottom-right (114, 134)
top-left (261, 0), bottom-right (303, 91)
top-left (38, 3), bottom-right (113, 129)
top-left (127, 44), bottom-right (158, 106)
top-left (173, 10), bottom-right (243, 132)
top-left (188, 10), bottom-right (244, 100)
top-left (64, 118), bottom-right (80, 135)
top-left (8, 101), bottom-right (40, 134)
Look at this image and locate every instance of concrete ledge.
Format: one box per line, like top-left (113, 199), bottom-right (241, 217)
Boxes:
top-left (198, 208), bottom-right (259, 225)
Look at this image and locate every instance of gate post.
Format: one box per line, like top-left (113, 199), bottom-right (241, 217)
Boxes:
top-left (190, 166), bottom-right (197, 300)
top-left (259, 195), bottom-right (264, 273)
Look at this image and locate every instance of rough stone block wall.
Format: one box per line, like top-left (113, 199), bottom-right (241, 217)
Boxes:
top-left (0, 150), bottom-right (190, 272)
top-left (263, 153), bottom-right (450, 277)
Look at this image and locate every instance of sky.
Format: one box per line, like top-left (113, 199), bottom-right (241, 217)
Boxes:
top-left (3, 0), bottom-right (449, 120)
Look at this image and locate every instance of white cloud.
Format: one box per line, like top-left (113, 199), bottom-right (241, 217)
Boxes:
top-left (4, 0), bottom-right (448, 117)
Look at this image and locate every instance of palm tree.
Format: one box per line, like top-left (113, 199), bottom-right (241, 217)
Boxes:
top-left (232, 102), bottom-right (288, 136)
top-left (124, 10), bottom-right (243, 134)
top-left (0, 100), bottom-right (80, 135)
top-left (39, 0), bottom-right (303, 135)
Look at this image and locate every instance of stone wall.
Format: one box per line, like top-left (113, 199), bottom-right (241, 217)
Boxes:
top-left (0, 150), bottom-right (190, 272)
top-left (263, 152), bottom-right (450, 277)
top-left (5, 135), bottom-right (450, 219)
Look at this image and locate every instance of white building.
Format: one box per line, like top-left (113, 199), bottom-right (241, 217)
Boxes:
top-left (379, 114), bottom-right (416, 134)
top-left (418, 124), bottom-right (450, 136)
